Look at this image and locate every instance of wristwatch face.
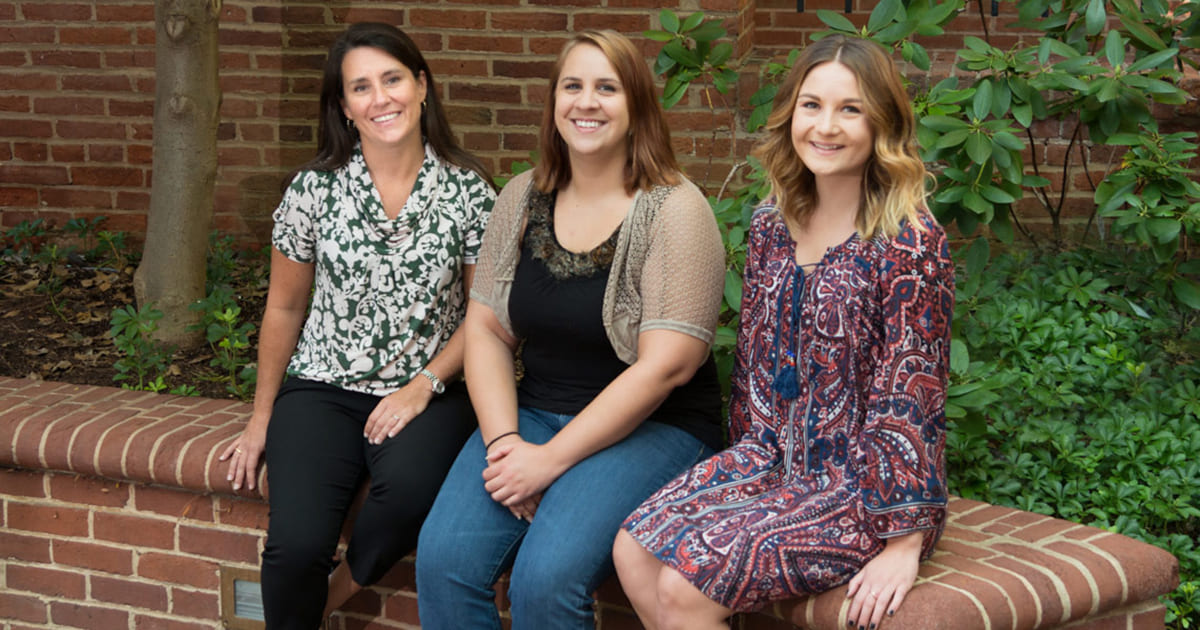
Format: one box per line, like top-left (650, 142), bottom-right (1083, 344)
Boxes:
top-left (432, 380), bottom-right (445, 394)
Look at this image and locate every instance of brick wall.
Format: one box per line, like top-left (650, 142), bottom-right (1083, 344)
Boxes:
top-left (1, 1), bottom-right (1196, 245)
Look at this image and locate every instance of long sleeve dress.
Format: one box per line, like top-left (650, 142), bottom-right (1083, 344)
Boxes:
top-left (621, 201), bottom-right (955, 611)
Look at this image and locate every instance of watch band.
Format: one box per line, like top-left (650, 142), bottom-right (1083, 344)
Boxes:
top-left (419, 368), bottom-right (445, 394)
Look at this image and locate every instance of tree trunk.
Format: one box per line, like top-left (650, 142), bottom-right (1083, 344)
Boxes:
top-left (134, 0), bottom-right (221, 348)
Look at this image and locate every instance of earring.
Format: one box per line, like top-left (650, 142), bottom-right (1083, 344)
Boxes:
top-left (421, 99), bottom-right (427, 111)
top-left (346, 118), bottom-right (354, 129)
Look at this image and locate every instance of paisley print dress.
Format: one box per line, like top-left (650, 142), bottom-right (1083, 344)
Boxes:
top-left (622, 202), bottom-right (954, 610)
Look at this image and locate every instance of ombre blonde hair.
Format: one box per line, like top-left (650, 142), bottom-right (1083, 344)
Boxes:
top-left (753, 34), bottom-right (929, 239)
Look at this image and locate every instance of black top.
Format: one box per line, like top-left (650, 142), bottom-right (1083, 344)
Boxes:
top-left (506, 191), bottom-right (723, 450)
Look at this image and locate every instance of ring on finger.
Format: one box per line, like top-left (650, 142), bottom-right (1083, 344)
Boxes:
top-left (391, 414), bottom-right (399, 420)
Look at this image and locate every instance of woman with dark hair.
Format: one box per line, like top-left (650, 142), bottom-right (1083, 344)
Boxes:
top-left (218, 22), bottom-right (495, 629)
top-left (414, 30), bottom-right (726, 630)
top-left (613, 34), bottom-right (954, 630)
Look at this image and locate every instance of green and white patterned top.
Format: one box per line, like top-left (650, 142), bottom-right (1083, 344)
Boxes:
top-left (272, 143), bottom-right (495, 396)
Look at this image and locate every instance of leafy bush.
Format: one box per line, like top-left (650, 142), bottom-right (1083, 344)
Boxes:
top-left (949, 244), bottom-right (1200, 625)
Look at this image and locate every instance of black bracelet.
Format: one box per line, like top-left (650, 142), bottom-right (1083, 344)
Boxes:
top-left (485, 430), bottom-right (520, 451)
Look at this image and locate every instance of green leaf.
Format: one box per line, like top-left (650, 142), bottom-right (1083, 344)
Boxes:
top-left (867, 0), bottom-right (903, 34)
top-left (660, 9), bottom-right (680, 34)
top-left (709, 42), bottom-right (733, 66)
top-left (1119, 15), bottom-right (1166, 49)
top-left (724, 269), bottom-right (744, 313)
top-left (922, 115), bottom-right (969, 132)
top-left (965, 131), bottom-right (991, 164)
top-left (907, 42), bottom-right (931, 72)
top-left (680, 11), bottom-right (705, 33)
top-left (1127, 47), bottom-right (1179, 73)
top-left (1146, 218), bottom-right (1181, 242)
top-left (950, 338), bottom-right (969, 374)
top-left (980, 185), bottom-right (1017, 204)
top-left (972, 79), bottom-right (993, 121)
top-left (992, 131), bottom-right (1025, 151)
top-left (690, 21), bottom-right (726, 43)
top-left (643, 30), bottom-right (675, 42)
top-left (1012, 102), bottom-right (1033, 128)
top-left (1088, 0), bottom-right (1109, 37)
top-left (1104, 30), bottom-right (1126, 68)
top-left (1172, 278), bottom-right (1200, 310)
top-left (816, 9), bottom-right (856, 32)
top-left (964, 236), bottom-right (990, 276)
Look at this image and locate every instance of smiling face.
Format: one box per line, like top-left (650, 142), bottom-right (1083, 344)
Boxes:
top-left (553, 43), bottom-right (630, 163)
top-left (340, 45), bottom-right (426, 152)
top-left (790, 61), bottom-right (875, 183)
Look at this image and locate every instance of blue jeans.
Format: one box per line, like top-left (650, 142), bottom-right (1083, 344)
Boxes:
top-left (415, 406), bottom-right (712, 630)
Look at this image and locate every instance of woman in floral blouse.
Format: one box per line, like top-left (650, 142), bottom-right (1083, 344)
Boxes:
top-left (613, 34), bottom-right (954, 630)
top-left (219, 23), bottom-right (495, 629)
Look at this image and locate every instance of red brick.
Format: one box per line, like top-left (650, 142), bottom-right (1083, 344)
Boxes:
top-left (0, 592), bottom-right (47, 624)
top-left (32, 50), bottom-right (101, 68)
top-left (574, 12), bottom-right (651, 31)
top-left (170, 587), bottom-right (219, 618)
top-left (0, 50), bottom-right (27, 65)
top-left (88, 143), bottom-right (126, 163)
top-left (0, 25), bottom-right (55, 43)
top-left (137, 552), bottom-right (220, 589)
top-left (7, 502), bottom-right (88, 537)
top-left (447, 34), bottom-right (524, 54)
top-left (0, 118), bottom-right (54, 139)
top-left (91, 575), bottom-right (168, 610)
top-left (0, 93), bottom-right (30, 111)
top-left (59, 26), bottom-right (133, 45)
top-left (409, 8), bottom-right (487, 29)
top-left (53, 539), bottom-right (134, 575)
top-left (3, 72), bottom-right (59, 91)
top-left (490, 12), bottom-right (568, 31)
top-left (0, 530), bottom-right (52, 562)
top-left (218, 27), bottom-right (284, 48)
top-left (0, 186), bottom-right (38, 206)
top-left (22, 2), bottom-right (93, 20)
top-left (48, 474), bottom-right (130, 508)
top-left (133, 615), bottom-right (212, 630)
top-left (178, 524), bottom-right (260, 564)
top-left (12, 142), bottom-right (46, 161)
top-left (71, 166), bottom-right (143, 187)
top-left (0, 468), bottom-right (46, 498)
top-left (337, 7), bottom-right (405, 26)
top-left (448, 82), bottom-right (523, 104)
top-left (96, 4), bottom-right (154, 21)
top-left (56, 120), bottom-right (128, 140)
top-left (94, 511), bottom-right (177, 549)
top-left (50, 601), bottom-right (129, 629)
top-left (109, 98), bottom-right (154, 117)
top-left (51, 143), bottom-right (86, 162)
top-left (6, 564), bottom-right (86, 599)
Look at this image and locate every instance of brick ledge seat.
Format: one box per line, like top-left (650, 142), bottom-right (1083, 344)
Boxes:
top-left (0, 377), bottom-right (1179, 629)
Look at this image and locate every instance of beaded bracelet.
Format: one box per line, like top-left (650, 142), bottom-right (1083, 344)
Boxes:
top-left (485, 430), bottom-right (520, 451)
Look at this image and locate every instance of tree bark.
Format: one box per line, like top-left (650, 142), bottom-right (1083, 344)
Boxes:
top-left (134, 0), bottom-right (221, 348)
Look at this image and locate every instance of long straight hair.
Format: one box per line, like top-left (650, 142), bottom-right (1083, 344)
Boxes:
top-left (290, 22), bottom-right (493, 189)
top-left (533, 30), bottom-right (679, 194)
top-left (753, 35), bottom-right (928, 239)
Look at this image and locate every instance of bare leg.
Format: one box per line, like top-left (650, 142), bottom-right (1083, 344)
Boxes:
top-left (656, 566), bottom-right (733, 630)
top-left (613, 530), bottom-right (666, 630)
top-left (323, 561), bottom-right (362, 619)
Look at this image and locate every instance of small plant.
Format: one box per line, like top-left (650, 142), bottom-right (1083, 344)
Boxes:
top-left (189, 285), bottom-right (257, 400)
top-left (108, 302), bottom-right (175, 391)
top-left (2, 218), bottom-right (50, 261)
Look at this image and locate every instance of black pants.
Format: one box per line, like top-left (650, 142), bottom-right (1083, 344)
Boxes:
top-left (260, 377), bottom-right (476, 629)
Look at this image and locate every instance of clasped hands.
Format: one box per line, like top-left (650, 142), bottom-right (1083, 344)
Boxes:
top-left (482, 436), bottom-right (562, 522)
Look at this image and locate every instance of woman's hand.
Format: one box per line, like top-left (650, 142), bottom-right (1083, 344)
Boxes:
top-left (363, 379), bottom-right (434, 445)
top-left (482, 440), bottom-right (564, 508)
top-left (845, 531), bottom-right (923, 629)
top-left (219, 417), bottom-right (268, 491)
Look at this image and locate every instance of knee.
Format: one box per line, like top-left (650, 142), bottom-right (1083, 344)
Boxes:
top-left (655, 568), bottom-right (706, 630)
top-left (612, 530), bottom-right (641, 581)
top-left (262, 526), bottom-right (335, 578)
top-left (507, 557), bottom-right (591, 614)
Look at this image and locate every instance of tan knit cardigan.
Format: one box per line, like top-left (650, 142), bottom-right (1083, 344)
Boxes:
top-left (470, 170), bottom-right (726, 364)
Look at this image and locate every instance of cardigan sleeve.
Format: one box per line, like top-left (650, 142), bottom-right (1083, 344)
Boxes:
top-left (468, 170), bottom-right (532, 338)
top-left (637, 180), bottom-right (725, 345)
top-left (856, 214), bottom-right (955, 555)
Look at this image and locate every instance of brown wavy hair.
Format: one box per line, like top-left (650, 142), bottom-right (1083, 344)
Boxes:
top-left (533, 30), bottom-right (680, 194)
top-left (752, 34), bottom-right (928, 239)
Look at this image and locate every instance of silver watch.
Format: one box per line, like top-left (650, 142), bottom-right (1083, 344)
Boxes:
top-left (419, 368), bottom-right (445, 394)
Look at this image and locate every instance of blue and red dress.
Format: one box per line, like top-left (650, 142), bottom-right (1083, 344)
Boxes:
top-left (622, 202), bottom-right (955, 610)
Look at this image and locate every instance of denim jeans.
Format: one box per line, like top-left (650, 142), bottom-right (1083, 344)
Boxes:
top-left (415, 406), bottom-right (712, 630)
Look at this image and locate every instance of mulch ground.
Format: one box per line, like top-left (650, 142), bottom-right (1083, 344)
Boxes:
top-left (0, 258), bottom-right (262, 400)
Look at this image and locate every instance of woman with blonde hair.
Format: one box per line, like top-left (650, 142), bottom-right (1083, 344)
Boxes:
top-left (614, 34), bottom-right (955, 630)
top-left (415, 30), bottom-right (726, 630)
